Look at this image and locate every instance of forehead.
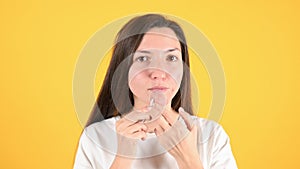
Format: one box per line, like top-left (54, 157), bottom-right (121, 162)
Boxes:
top-left (137, 27), bottom-right (181, 51)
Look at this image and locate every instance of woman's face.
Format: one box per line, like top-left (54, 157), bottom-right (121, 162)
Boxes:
top-left (128, 27), bottom-right (183, 109)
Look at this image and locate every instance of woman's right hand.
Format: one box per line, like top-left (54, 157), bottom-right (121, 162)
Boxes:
top-left (115, 116), bottom-right (148, 157)
top-left (110, 113), bottom-right (148, 169)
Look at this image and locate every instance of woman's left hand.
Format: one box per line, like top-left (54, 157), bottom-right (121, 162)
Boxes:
top-left (154, 107), bottom-right (204, 169)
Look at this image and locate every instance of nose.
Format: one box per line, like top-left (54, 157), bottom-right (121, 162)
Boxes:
top-left (149, 69), bottom-right (166, 80)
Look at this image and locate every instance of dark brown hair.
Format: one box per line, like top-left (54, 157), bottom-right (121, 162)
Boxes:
top-left (86, 14), bottom-right (193, 127)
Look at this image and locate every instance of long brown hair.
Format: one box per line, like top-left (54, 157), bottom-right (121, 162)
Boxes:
top-left (86, 14), bottom-right (193, 127)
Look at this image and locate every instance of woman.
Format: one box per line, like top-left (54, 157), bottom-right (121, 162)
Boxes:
top-left (73, 14), bottom-right (238, 169)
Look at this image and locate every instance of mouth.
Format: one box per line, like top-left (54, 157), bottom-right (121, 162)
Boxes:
top-left (148, 86), bottom-right (169, 92)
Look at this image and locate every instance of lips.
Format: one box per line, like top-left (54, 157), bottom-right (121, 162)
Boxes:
top-left (148, 86), bottom-right (169, 91)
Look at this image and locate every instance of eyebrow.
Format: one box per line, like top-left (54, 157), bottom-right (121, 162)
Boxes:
top-left (135, 50), bottom-right (151, 54)
top-left (165, 48), bottom-right (180, 53)
top-left (136, 48), bottom-right (181, 53)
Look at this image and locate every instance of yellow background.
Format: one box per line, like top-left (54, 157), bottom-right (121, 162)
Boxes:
top-left (1, 0), bottom-right (299, 168)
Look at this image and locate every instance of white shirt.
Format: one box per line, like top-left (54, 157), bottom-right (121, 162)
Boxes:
top-left (73, 116), bottom-right (238, 169)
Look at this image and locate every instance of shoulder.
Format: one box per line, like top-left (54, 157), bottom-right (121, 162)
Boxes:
top-left (80, 116), bottom-right (120, 145)
top-left (75, 117), bottom-right (120, 169)
top-left (191, 116), bottom-right (222, 133)
top-left (85, 116), bottom-right (119, 133)
top-left (191, 117), bottom-right (238, 168)
top-left (191, 116), bottom-right (229, 143)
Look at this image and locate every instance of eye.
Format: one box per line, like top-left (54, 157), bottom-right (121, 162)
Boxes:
top-left (166, 55), bottom-right (179, 62)
top-left (135, 56), bottom-right (150, 62)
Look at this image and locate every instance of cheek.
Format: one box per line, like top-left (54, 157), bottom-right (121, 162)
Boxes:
top-left (167, 67), bottom-right (183, 98)
top-left (129, 73), bottom-right (148, 97)
top-left (168, 79), bottom-right (181, 101)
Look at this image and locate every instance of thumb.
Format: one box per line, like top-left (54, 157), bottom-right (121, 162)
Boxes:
top-left (190, 125), bottom-right (198, 137)
top-left (178, 107), bottom-right (194, 131)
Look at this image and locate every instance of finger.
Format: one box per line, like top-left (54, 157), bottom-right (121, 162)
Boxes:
top-left (147, 103), bottom-right (164, 122)
top-left (116, 119), bottom-right (128, 132)
top-left (124, 109), bottom-right (151, 122)
top-left (190, 125), bottom-right (198, 137)
top-left (117, 121), bottom-right (140, 136)
top-left (117, 119), bottom-right (135, 131)
top-left (154, 125), bottom-right (164, 136)
top-left (178, 107), bottom-right (194, 130)
top-left (116, 117), bottom-right (125, 126)
top-left (126, 122), bottom-right (147, 134)
top-left (131, 130), bottom-right (147, 140)
top-left (158, 115), bottom-right (171, 131)
top-left (118, 113), bottom-right (147, 129)
top-left (161, 110), bottom-right (173, 125)
top-left (140, 106), bottom-right (152, 113)
top-left (127, 122), bottom-right (147, 133)
top-left (157, 120), bottom-right (190, 151)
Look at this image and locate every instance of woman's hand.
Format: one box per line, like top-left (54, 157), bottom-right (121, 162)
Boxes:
top-left (110, 111), bottom-right (147, 169)
top-left (154, 107), bottom-right (204, 169)
top-left (115, 113), bottom-right (147, 157)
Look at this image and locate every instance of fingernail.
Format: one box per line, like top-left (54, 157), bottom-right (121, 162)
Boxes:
top-left (178, 107), bottom-right (184, 113)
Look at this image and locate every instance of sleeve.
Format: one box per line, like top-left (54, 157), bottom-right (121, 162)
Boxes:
top-left (73, 130), bottom-right (104, 169)
top-left (209, 125), bottom-right (238, 169)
